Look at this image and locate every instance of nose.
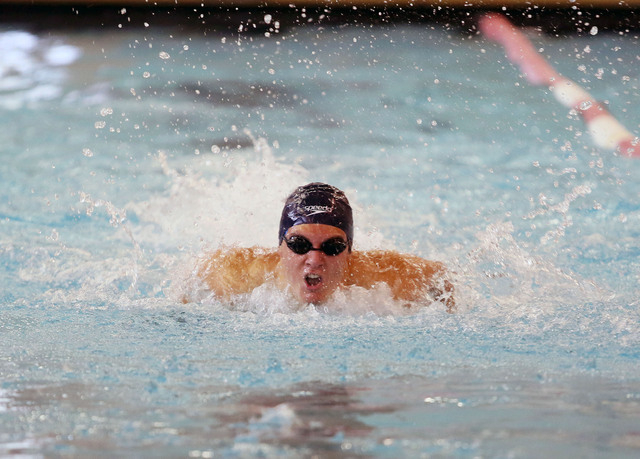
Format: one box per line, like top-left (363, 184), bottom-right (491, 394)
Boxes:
top-left (304, 249), bottom-right (325, 267)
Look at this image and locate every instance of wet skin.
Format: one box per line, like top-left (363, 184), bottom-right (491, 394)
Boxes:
top-left (276, 224), bottom-right (350, 304)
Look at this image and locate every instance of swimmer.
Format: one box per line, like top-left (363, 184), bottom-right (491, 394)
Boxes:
top-left (193, 183), bottom-right (454, 311)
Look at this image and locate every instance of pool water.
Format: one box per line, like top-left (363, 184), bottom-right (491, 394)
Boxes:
top-left (2, 11), bottom-right (640, 457)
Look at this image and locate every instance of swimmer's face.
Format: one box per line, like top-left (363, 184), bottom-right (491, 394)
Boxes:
top-left (277, 223), bottom-right (351, 304)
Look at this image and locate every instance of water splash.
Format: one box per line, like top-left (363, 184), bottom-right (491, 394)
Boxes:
top-left (78, 192), bottom-right (142, 295)
top-left (523, 184), bottom-right (592, 245)
top-left (456, 220), bottom-right (605, 316)
top-left (125, 132), bottom-right (309, 251)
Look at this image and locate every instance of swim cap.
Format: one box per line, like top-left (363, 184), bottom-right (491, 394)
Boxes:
top-left (278, 183), bottom-right (353, 248)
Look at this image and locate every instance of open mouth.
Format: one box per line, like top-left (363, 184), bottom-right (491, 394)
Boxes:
top-left (305, 273), bottom-right (322, 288)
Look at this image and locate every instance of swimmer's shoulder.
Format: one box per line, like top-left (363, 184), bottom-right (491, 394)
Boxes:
top-left (348, 249), bottom-right (446, 278)
top-left (347, 249), bottom-right (454, 310)
top-left (198, 246), bottom-right (280, 299)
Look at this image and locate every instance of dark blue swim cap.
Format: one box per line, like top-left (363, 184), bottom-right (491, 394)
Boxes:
top-left (278, 183), bottom-right (353, 248)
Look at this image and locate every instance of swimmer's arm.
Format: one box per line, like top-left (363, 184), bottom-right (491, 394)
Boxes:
top-left (347, 250), bottom-right (455, 311)
top-left (196, 247), bottom-right (279, 300)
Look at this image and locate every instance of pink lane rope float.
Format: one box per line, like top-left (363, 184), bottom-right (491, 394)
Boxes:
top-left (478, 13), bottom-right (639, 157)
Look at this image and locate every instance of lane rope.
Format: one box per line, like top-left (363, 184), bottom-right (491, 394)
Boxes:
top-left (478, 13), bottom-right (639, 157)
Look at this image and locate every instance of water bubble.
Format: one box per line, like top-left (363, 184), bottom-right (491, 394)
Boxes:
top-left (143, 71), bottom-right (151, 78)
top-left (100, 107), bottom-right (113, 116)
top-left (82, 148), bottom-right (94, 157)
top-left (590, 26), bottom-right (598, 35)
top-left (159, 51), bottom-right (170, 60)
top-left (264, 14), bottom-right (272, 24)
top-left (211, 145), bottom-right (221, 154)
top-left (94, 121), bottom-right (106, 129)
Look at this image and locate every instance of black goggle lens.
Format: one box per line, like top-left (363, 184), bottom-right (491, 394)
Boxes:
top-left (286, 236), bottom-right (348, 256)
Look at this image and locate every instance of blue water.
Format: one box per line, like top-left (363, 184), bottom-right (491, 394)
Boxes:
top-left (1, 14), bottom-right (640, 457)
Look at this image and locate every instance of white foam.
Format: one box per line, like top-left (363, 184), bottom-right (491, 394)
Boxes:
top-left (44, 44), bottom-right (82, 66)
top-left (0, 31), bottom-right (38, 52)
top-left (0, 31), bottom-right (82, 109)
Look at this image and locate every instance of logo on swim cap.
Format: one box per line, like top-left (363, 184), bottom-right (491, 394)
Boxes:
top-left (279, 183), bottom-right (353, 248)
top-left (302, 205), bottom-right (332, 215)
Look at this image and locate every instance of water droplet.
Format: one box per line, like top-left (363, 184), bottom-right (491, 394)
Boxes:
top-left (47, 229), bottom-right (59, 242)
top-left (143, 71), bottom-right (151, 78)
top-left (264, 14), bottom-right (272, 24)
top-left (100, 107), bottom-right (113, 116)
top-left (579, 100), bottom-right (592, 111)
top-left (159, 51), bottom-right (170, 60)
top-left (590, 26), bottom-right (598, 35)
top-left (94, 121), bottom-right (106, 129)
top-left (82, 148), bottom-right (94, 157)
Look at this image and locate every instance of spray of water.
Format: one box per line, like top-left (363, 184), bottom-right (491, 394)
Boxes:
top-left (452, 219), bottom-right (607, 319)
top-left (18, 129), bottom-right (609, 318)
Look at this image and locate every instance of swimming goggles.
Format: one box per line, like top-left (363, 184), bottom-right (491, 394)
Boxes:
top-left (285, 235), bottom-right (348, 256)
